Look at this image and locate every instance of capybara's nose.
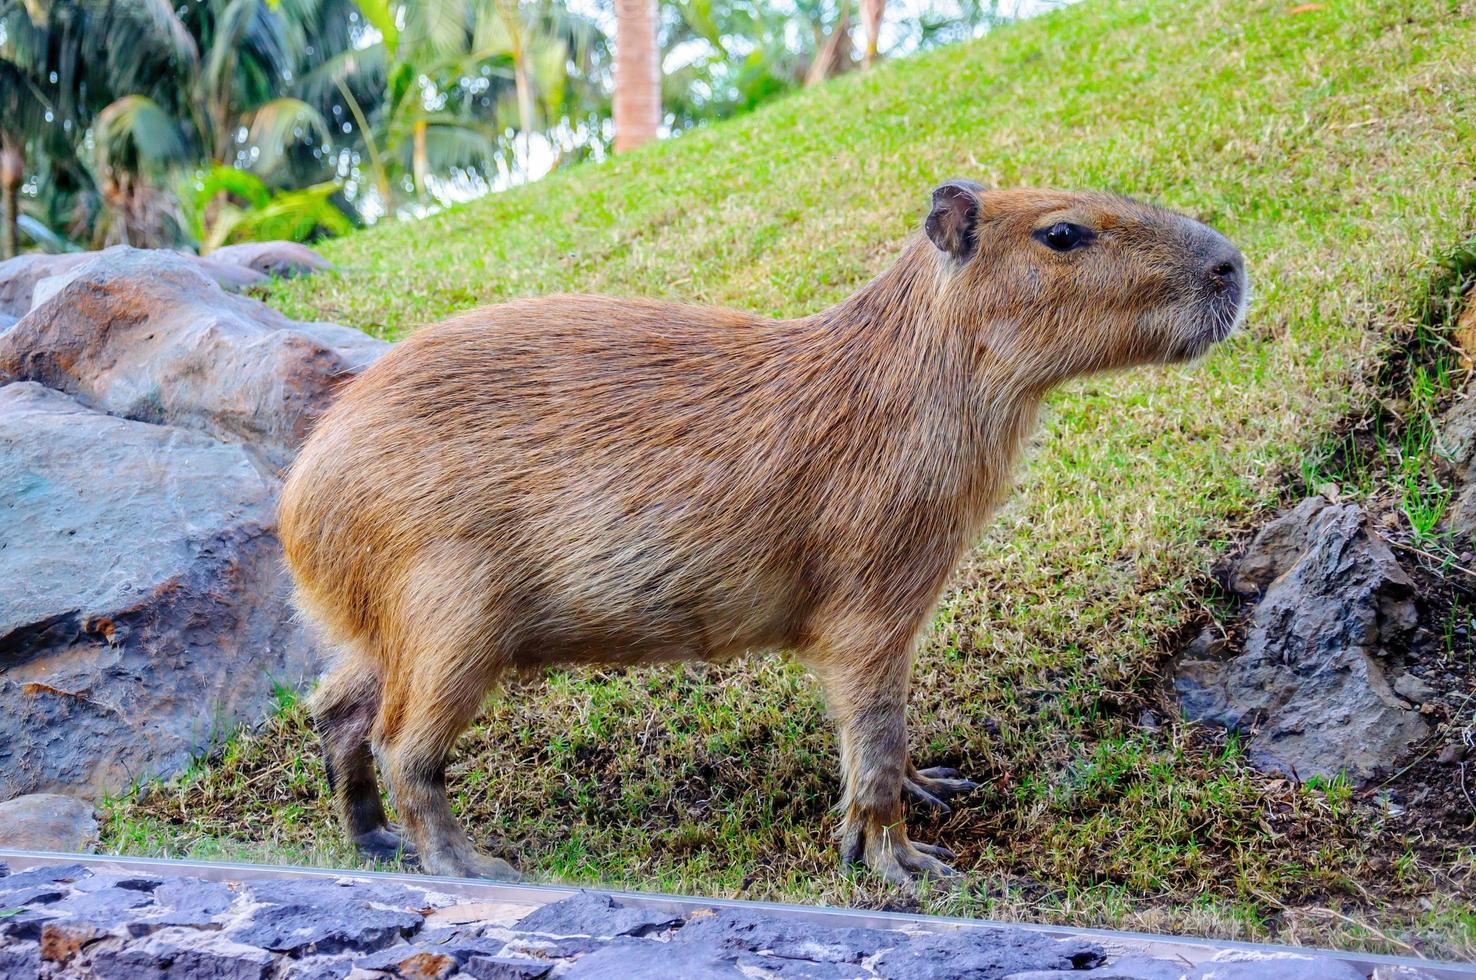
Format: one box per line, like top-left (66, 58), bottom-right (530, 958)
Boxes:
top-left (1206, 248), bottom-right (1245, 299)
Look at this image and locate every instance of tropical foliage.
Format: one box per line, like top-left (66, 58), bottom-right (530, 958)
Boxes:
top-left (0, 0), bottom-right (1011, 256)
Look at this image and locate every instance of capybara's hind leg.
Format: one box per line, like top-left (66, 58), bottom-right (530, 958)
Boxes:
top-left (310, 663), bottom-right (412, 861)
top-left (376, 647), bottom-right (517, 881)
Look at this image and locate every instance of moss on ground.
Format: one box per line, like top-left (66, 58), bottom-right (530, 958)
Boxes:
top-left (105, 0), bottom-right (1476, 958)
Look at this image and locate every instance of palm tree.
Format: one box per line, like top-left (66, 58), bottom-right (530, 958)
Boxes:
top-left (860, 0), bottom-right (884, 68)
top-left (312, 0), bottom-right (503, 212)
top-left (0, 60), bottom-right (39, 259)
top-left (804, 0), bottom-right (855, 87)
top-left (0, 3), bottom-right (69, 257)
top-left (613, 0), bottom-right (660, 152)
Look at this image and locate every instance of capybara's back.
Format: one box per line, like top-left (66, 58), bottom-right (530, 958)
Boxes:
top-left (282, 182), bottom-right (1246, 883)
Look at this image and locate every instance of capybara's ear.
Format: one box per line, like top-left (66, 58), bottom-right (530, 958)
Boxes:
top-left (924, 179), bottom-right (986, 262)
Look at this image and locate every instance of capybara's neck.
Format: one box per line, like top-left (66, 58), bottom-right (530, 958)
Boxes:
top-left (787, 240), bottom-right (1049, 527)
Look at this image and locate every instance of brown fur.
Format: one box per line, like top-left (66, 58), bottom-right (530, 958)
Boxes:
top-left (281, 183), bottom-right (1246, 883)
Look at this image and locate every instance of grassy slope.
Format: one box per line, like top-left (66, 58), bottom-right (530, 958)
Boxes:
top-left (111, 0), bottom-right (1476, 955)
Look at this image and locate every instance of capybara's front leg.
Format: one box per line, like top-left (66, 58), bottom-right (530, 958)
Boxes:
top-left (809, 641), bottom-right (960, 885)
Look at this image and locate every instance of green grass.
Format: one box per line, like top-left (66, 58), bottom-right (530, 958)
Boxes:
top-left (106, 0), bottom-right (1476, 959)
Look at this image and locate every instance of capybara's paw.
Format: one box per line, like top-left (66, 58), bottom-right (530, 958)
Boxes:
top-left (354, 826), bottom-right (415, 862)
top-left (422, 849), bottom-right (521, 881)
top-left (841, 820), bottom-right (961, 888)
top-left (903, 765), bottom-right (979, 814)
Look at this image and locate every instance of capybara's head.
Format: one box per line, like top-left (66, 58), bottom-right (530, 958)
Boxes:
top-left (923, 181), bottom-right (1247, 384)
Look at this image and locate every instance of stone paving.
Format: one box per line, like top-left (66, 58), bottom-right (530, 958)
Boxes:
top-left (0, 861), bottom-right (1441, 979)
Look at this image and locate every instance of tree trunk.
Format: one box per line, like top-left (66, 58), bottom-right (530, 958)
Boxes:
top-left (0, 132), bottom-right (22, 259)
top-left (861, 0), bottom-right (884, 68)
top-left (513, 53), bottom-right (537, 178)
top-left (806, 2), bottom-right (854, 87)
top-left (613, 0), bottom-right (660, 153)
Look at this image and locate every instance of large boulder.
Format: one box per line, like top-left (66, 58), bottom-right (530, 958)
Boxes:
top-left (0, 248), bottom-right (285, 319)
top-left (0, 382), bottom-right (315, 798)
top-left (0, 794), bottom-right (99, 852)
top-left (1175, 498), bottom-right (1429, 785)
top-left (0, 247), bottom-right (386, 471)
top-left (0, 252), bottom-right (94, 318)
top-left (209, 241), bottom-right (334, 279)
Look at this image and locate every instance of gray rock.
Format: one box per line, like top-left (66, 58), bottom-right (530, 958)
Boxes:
top-left (736, 951), bottom-right (873, 978)
top-left (1175, 499), bottom-right (1428, 785)
top-left (75, 873), bottom-right (163, 893)
top-left (90, 927), bottom-right (278, 979)
top-left (0, 884), bottom-right (68, 908)
top-left (1392, 671), bottom-right (1437, 704)
top-left (0, 251), bottom-right (93, 317)
top-left (47, 884), bottom-right (156, 927)
top-left (210, 241), bottom-right (334, 279)
top-left (240, 877), bottom-right (433, 915)
top-left (226, 893), bottom-right (421, 955)
top-left (0, 247), bottom-right (385, 471)
top-left (0, 384), bottom-right (314, 799)
top-left (0, 862), bottom-right (92, 893)
top-left (1438, 392), bottom-right (1476, 476)
top-left (1226, 497), bottom-right (1328, 597)
top-left (282, 955), bottom-right (355, 979)
top-left (1436, 390), bottom-right (1476, 541)
top-left (25, 250), bottom-right (268, 313)
top-left (872, 927), bottom-right (1104, 980)
top-left (0, 908), bottom-right (61, 945)
top-left (0, 941), bottom-right (40, 980)
top-left (351, 934), bottom-right (507, 972)
top-left (352, 945), bottom-right (461, 978)
top-left (1002, 955), bottom-right (1187, 980)
top-left (0, 248), bottom-right (272, 319)
top-left (38, 919), bottom-right (110, 968)
top-left (0, 793), bottom-right (97, 851)
top-left (499, 933), bottom-right (601, 958)
top-left (137, 878), bottom-right (238, 930)
top-left (513, 892), bottom-right (681, 938)
top-left (672, 907), bottom-right (898, 962)
top-left (563, 938), bottom-right (746, 979)
top-left (1369, 966), bottom-right (1444, 980)
top-left (462, 956), bottom-right (555, 980)
top-left (1447, 484), bottom-right (1476, 543)
top-left (1187, 949), bottom-right (1364, 979)
top-left (0, 312), bottom-right (15, 336)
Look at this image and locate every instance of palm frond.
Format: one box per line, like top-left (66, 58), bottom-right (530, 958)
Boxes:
top-left (92, 95), bottom-right (190, 176)
top-left (17, 214), bottom-right (80, 253)
top-left (294, 44), bottom-right (387, 108)
top-left (391, 119), bottom-right (497, 179)
top-left (244, 97), bottom-right (332, 175)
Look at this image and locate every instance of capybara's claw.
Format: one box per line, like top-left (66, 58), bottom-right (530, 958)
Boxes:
top-left (422, 850), bottom-right (521, 881)
top-left (904, 779), bottom-right (953, 813)
top-left (912, 841), bottom-right (957, 862)
top-left (842, 818), bottom-right (962, 887)
top-left (904, 765), bottom-right (979, 813)
top-left (861, 837), bottom-right (961, 887)
top-left (354, 826), bottom-right (415, 861)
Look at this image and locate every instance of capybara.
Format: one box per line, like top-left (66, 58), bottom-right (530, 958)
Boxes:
top-left (280, 181), bottom-right (1247, 884)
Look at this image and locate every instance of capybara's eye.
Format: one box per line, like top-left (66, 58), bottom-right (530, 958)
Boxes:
top-left (1041, 222), bottom-right (1087, 251)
